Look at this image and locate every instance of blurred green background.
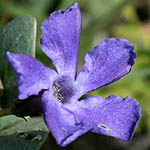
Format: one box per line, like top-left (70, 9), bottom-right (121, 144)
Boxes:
top-left (0, 0), bottom-right (150, 149)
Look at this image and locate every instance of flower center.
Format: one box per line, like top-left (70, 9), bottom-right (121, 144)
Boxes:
top-left (52, 76), bottom-right (75, 103)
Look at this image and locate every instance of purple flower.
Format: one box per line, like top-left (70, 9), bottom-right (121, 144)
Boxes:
top-left (7, 2), bottom-right (141, 147)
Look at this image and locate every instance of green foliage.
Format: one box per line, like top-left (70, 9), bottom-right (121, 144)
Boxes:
top-left (0, 16), bottom-right (36, 108)
top-left (0, 116), bottom-right (48, 150)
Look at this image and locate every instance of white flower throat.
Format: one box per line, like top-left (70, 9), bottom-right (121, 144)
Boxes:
top-left (52, 76), bottom-right (75, 103)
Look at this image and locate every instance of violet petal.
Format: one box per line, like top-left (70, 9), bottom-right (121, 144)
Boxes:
top-left (7, 51), bottom-right (57, 99)
top-left (70, 95), bottom-right (141, 141)
top-left (42, 90), bottom-right (89, 147)
top-left (40, 2), bottom-right (81, 79)
top-left (76, 38), bottom-right (136, 95)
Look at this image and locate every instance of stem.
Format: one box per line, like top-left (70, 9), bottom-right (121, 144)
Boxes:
top-left (0, 108), bottom-right (13, 117)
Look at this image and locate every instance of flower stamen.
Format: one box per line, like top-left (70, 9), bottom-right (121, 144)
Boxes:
top-left (52, 76), bottom-right (75, 103)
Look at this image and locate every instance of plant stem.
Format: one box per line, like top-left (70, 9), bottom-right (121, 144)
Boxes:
top-left (0, 108), bottom-right (13, 117)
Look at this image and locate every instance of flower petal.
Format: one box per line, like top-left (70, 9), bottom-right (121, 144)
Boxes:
top-left (7, 51), bottom-right (57, 99)
top-left (40, 2), bottom-right (81, 79)
top-left (42, 90), bottom-right (90, 147)
top-left (76, 38), bottom-right (136, 94)
top-left (70, 95), bottom-right (141, 141)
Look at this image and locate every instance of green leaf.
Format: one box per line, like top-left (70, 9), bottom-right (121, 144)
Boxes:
top-left (0, 16), bottom-right (36, 108)
top-left (0, 116), bottom-right (48, 150)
